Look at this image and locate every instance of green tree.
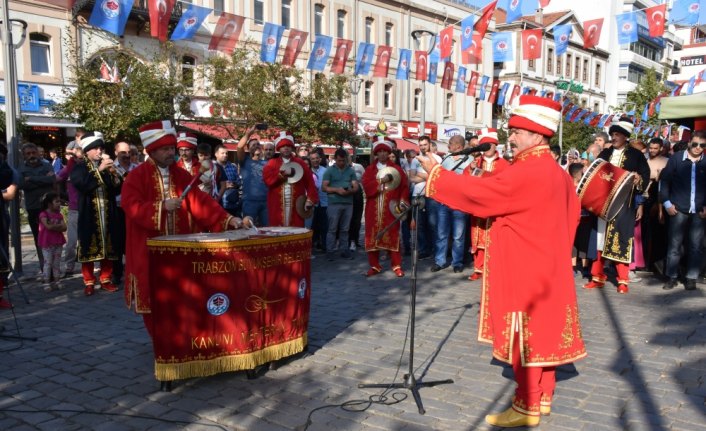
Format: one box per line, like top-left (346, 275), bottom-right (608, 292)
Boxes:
top-left (623, 67), bottom-right (669, 131)
top-left (202, 44), bottom-right (354, 144)
top-left (53, 37), bottom-right (187, 144)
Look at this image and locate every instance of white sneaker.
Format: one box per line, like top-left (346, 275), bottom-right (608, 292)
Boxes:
top-left (629, 271), bottom-right (642, 282)
top-left (349, 243), bottom-right (356, 251)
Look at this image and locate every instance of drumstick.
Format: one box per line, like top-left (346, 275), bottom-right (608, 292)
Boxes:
top-left (180, 174), bottom-right (201, 199)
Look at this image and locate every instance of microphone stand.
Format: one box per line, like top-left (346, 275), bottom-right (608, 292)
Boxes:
top-left (359, 193), bottom-right (453, 415)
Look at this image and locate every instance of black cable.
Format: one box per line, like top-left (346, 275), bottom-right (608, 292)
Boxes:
top-left (0, 407), bottom-right (230, 430)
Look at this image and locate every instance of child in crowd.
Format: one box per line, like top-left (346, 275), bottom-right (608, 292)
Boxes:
top-left (38, 192), bottom-right (67, 290)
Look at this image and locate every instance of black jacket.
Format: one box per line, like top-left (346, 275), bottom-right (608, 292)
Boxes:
top-left (659, 150), bottom-right (706, 213)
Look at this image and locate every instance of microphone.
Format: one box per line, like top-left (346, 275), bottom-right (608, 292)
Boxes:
top-left (447, 143), bottom-right (492, 157)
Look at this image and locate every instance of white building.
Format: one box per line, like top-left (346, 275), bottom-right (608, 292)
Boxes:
top-left (667, 24), bottom-right (706, 91)
top-left (540, 0), bottom-right (682, 107)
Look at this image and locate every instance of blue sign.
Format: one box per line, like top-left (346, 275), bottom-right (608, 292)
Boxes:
top-left (19, 84), bottom-right (40, 112)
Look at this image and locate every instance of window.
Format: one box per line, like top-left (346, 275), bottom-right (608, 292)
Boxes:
top-left (594, 63), bottom-right (601, 87)
top-left (444, 93), bottom-right (453, 117)
top-left (214, 0), bottom-right (224, 14)
top-left (414, 88), bottom-right (421, 112)
top-left (282, 0), bottom-right (291, 29)
top-left (528, 58), bottom-right (535, 71)
top-left (314, 4), bottom-right (324, 35)
top-left (182, 55), bottom-right (196, 90)
top-left (337, 10), bottom-right (346, 38)
top-left (574, 57), bottom-right (580, 80)
top-left (582, 59), bottom-right (588, 82)
top-left (694, 27), bottom-right (706, 43)
top-left (365, 17), bottom-right (374, 43)
top-left (556, 52), bottom-right (562, 76)
top-left (593, 102), bottom-right (600, 112)
top-left (474, 100), bottom-right (480, 119)
top-left (565, 54), bottom-right (571, 79)
top-left (385, 23), bottom-right (393, 46)
top-left (546, 48), bottom-right (553, 73)
top-left (384, 83), bottom-right (393, 109)
top-left (30, 33), bottom-right (51, 75)
top-left (364, 80), bottom-right (373, 107)
top-left (581, 99), bottom-right (587, 107)
top-left (254, 0), bottom-right (264, 25)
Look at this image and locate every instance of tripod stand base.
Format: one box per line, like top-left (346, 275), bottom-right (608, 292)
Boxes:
top-left (0, 324), bottom-right (38, 341)
top-left (359, 374), bottom-right (454, 414)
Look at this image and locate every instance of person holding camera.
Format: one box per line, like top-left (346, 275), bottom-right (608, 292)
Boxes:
top-left (237, 124), bottom-right (271, 225)
top-left (322, 148), bottom-right (358, 260)
top-left (263, 131), bottom-right (318, 227)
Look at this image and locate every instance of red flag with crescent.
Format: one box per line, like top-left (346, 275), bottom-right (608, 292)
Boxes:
top-left (583, 18), bottom-right (603, 49)
top-left (487, 79), bottom-right (501, 104)
top-left (373, 45), bottom-right (393, 78)
top-left (149, 0), bottom-right (175, 42)
top-left (439, 25), bottom-right (454, 60)
top-left (208, 13), bottom-right (245, 54)
top-left (462, 32), bottom-right (483, 64)
top-left (330, 38), bottom-right (352, 74)
top-left (415, 51), bottom-right (428, 81)
top-left (281, 29), bottom-right (309, 67)
top-left (521, 29), bottom-right (543, 60)
top-left (509, 84), bottom-right (521, 105)
top-left (645, 4), bottom-right (667, 38)
top-left (440, 62), bottom-right (455, 90)
top-left (475, 0), bottom-right (498, 40)
top-left (467, 70), bottom-right (479, 97)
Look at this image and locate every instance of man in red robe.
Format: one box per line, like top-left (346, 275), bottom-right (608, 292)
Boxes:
top-left (122, 120), bottom-right (244, 337)
top-left (263, 131), bottom-right (318, 227)
top-left (175, 131), bottom-right (200, 177)
top-left (419, 96), bottom-right (586, 428)
top-left (467, 127), bottom-right (510, 281)
top-left (362, 136), bottom-right (409, 277)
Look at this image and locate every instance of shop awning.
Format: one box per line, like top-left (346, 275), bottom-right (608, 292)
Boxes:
top-left (24, 115), bottom-right (83, 128)
top-left (658, 93), bottom-right (706, 120)
top-left (180, 121), bottom-right (239, 141)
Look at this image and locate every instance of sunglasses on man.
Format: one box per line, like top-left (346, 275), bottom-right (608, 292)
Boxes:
top-left (690, 142), bottom-right (706, 149)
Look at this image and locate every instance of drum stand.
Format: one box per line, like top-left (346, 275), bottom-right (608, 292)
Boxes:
top-left (358, 196), bottom-right (453, 415)
top-left (0, 241), bottom-right (37, 342)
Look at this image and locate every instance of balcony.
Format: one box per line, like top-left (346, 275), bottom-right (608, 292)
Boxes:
top-left (72, 0), bottom-right (184, 35)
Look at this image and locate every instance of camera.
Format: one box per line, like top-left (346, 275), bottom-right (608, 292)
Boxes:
top-left (255, 123), bottom-right (268, 131)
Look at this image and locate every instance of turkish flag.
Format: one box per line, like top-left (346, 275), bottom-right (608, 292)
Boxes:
top-left (149, 0), bottom-right (175, 42)
top-left (467, 71), bottom-right (479, 97)
top-left (330, 38), bottom-right (352, 74)
top-left (583, 18), bottom-right (603, 49)
top-left (475, 0), bottom-right (498, 39)
top-left (439, 25), bottom-right (454, 60)
top-left (645, 4), bottom-right (667, 38)
top-left (462, 32), bottom-right (483, 64)
top-left (415, 51), bottom-right (428, 81)
top-left (509, 84), bottom-right (521, 105)
top-left (208, 13), bottom-right (245, 54)
top-left (521, 29), bottom-right (543, 60)
top-left (281, 30), bottom-right (308, 67)
top-left (373, 45), bottom-right (393, 78)
top-left (440, 62), bottom-right (454, 90)
top-left (539, 0), bottom-right (551, 7)
top-left (487, 79), bottom-right (501, 104)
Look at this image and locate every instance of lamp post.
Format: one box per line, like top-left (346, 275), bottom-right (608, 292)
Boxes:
top-left (1, 12), bottom-right (27, 273)
top-left (349, 77), bottom-right (363, 135)
top-left (411, 30), bottom-right (435, 139)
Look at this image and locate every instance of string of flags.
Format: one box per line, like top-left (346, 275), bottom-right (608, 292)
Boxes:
top-left (84, 0), bottom-right (706, 137)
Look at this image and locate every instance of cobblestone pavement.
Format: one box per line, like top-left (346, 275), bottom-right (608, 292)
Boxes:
top-left (0, 232), bottom-right (704, 430)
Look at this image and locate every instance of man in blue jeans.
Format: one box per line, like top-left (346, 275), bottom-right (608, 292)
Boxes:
top-left (431, 135), bottom-right (470, 273)
top-left (322, 148), bottom-right (358, 260)
top-left (660, 129), bottom-right (706, 291)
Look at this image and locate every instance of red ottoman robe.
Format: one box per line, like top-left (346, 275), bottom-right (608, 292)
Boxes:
top-left (427, 145), bottom-right (586, 367)
top-left (263, 157), bottom-right (318, 227)
top-left (121, 159), bottom-right (233, 314)
top-left (361, 162), bottom-right (409, 252)
top-left (470, 155), bottom-right (510, 255)
top-left (176, 158), bottom-right (200, 177)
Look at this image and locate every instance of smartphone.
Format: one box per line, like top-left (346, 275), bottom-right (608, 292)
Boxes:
top-left (255, 123), bottom-right (268, 130)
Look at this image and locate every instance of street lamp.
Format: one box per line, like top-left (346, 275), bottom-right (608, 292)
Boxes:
top-left (411, 29), bottom-right (436, 139)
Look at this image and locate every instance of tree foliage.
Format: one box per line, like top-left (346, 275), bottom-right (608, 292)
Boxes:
top-left (53, 35), bottom-right (187, 144)
top-left (623, 67), bottom-right (669, 130)
top-left (203, 44), bottom-right (355, 144)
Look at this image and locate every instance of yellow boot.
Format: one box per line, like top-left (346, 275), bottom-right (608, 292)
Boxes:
top-left (540, 404), bottom-right (551, 415)
top-left (485, 407), bottom-right (540, 428)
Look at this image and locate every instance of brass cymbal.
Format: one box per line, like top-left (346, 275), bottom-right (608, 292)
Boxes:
top-left (376, 166), bottom-right (401, 191)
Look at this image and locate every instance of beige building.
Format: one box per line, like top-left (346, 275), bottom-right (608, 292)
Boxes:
top-left (6, 0), bottom-right (502, 147)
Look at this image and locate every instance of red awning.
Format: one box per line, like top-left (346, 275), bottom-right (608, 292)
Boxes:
top-left (180, 121), bottom-right (239, 141)
top-left (393, 138), bottom-right (420, 152)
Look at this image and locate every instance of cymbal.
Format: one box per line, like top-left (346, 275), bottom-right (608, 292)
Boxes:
top-left (282, 161), bottom-right (304, 184)
top-left (376, 166), bottom-right (401, 191)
